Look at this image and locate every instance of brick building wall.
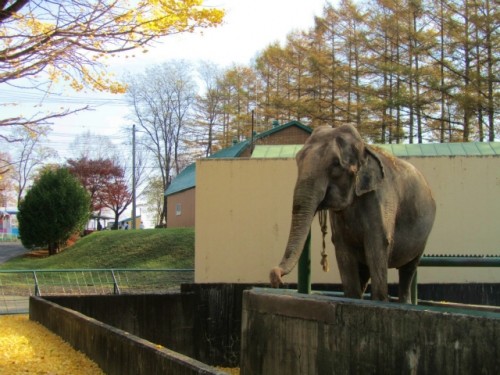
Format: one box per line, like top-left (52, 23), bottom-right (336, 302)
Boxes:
top-left (239, 126), bottom-right (310, 157)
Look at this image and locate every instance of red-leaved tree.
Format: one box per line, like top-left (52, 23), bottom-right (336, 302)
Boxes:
top-left (100, 176), bottom-right (132, 230)
top-left (67, 157), bottom-right (123, 212)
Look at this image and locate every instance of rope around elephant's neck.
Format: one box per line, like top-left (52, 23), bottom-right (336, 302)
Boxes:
top-left (319, 209), bottom-right (329, 272)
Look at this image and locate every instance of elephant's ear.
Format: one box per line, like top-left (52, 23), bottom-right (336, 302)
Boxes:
top-left (355, 147), bottom-right (385, 196)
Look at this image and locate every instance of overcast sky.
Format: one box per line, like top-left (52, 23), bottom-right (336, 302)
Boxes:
top-left (2, 1), bottom-right (333, 225)
top-left (5, 0), bottom-right (332, 159)
top-left (0, 0), bottom-right (331, 159)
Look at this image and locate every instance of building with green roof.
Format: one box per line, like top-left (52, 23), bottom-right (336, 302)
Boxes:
top-left (165, 121), bottom-right (313, 227)
top-left (165, 120), bottom-right (499, 228)
top-left (251, 141), bottom-right (500, 159)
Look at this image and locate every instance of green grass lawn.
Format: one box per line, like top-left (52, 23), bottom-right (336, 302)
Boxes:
top-left (0, 228), bottom-right (194, 270)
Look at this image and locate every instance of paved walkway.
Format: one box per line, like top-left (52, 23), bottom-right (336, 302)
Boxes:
top-left (0, 242), bottom-right (28, 264)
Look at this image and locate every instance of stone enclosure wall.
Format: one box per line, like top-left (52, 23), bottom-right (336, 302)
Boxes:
top-left (29, 283), bottom-right (499, 374)
top-left (240, 288), bottom-right (500, 375)
top-left (29, 295), bottom-right (226, 375)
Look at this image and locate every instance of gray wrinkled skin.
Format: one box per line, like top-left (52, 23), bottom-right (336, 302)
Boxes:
top-left (270, 125), bottom-right (436, 303)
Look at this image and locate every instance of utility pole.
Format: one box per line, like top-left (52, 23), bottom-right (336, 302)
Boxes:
top-left (132, 124), bottom-right (137, 229)
top-left (250, 109), bottom-right (255, 154)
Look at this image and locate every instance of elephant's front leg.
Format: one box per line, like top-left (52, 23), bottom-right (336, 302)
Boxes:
top-left (335, 246), bottom-right (364, 299)
top-left (364, 238), bottom-right (390, 301)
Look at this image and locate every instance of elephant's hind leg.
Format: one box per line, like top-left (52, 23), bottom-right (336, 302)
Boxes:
top-left (398, 256), bottom-right (420, 303)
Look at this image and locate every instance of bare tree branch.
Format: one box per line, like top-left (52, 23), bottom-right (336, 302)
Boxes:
top-left (0, 0), bottom-right (224, 134)
top-left (0, 105), bottom-right (90, 142)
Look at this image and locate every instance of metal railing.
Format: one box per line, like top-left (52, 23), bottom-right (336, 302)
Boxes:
top-left (412, 255), bottom-right (500, 304)
top-left (0, 269), bottom-right (194, 314)
top-left (298, 237), bottom-right (500, 304)
top-left (419, 255), bottom-right (500, 267)
top-left (0, 235), bottom-right (19, 242)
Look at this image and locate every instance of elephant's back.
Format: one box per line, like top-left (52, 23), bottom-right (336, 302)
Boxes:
top-left (377, 150), bottom-right (435, 210)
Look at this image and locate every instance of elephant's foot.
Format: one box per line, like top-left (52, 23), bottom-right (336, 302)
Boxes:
top-left (370, 289), bottom-right (389, 302)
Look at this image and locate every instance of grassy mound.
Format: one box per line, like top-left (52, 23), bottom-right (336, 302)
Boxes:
top-left (0, 228), bottom-right (194, 270)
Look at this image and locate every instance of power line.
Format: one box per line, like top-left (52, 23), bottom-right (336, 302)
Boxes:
top-left (0, 89), bottom-right (128, 107)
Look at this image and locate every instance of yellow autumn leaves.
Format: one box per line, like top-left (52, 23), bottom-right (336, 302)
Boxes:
top-left (0, 314), bottom-right (244, 374)
top-left (2, 1), bottom-right (224, 95)
top-left (0, 315), bottom-right (104, 375)
top-left (141, 0), bottom-right (225, 33)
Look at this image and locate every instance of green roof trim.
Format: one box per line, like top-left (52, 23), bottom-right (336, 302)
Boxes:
top-left (165, 138), bottom-right (251, 195)
top-left (376, 142), bottom-right (500, 157)
top-left (252, 145), bottom-right (304, 158)
top-left (254, 120), bottom-right (312, 139)
top-left (209, 140), bottom-right (249, 158)
top-left (164, 163), bottom-right (196, 196)
top-left (165, 121), bottom-right (312, 196)
top-left (208, 120), bottom-right (312, 159)
top-left (252, 142), bottom-right (500, 159)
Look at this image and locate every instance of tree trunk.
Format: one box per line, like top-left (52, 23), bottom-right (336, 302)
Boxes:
top-left (48, 242), bottom-right (58, 256)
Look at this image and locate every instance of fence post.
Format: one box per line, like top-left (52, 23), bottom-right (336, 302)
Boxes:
top-left (32, 271), bottom-right (40, 296)
top-left (111, 270), bottom-right (121, 295)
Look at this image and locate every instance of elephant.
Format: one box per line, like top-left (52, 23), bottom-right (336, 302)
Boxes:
top-left (270, 124), bottom-right (436, 303)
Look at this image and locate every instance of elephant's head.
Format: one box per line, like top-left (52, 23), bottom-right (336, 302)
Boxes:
top-left (270, 124), bottom-right (384, 287)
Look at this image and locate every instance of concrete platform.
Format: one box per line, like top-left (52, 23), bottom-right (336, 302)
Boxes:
top-left (240, 288), bottom-right (500, 375)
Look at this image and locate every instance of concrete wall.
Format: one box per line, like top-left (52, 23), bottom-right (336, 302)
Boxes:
top-left (240, 288), bottom-right (500, 375)
top-left (167, 188), bottom-right (196, 228)
top-left (41, 294), bottom-right (196, 357)
top-left (195, 156), bottom-right (500, 284)
top-left (28, 284), bottom-right (500, 375)
top-left (35, 288), bottom-right (251, 368)
top-left (29, 296), bottom-right (227, 375)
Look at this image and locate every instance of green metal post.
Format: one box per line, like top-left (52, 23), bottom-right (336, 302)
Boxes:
top-left (298, 230), bottom-right (311, 294)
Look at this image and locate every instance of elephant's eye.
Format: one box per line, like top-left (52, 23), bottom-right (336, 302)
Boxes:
top-left (331, 158), bottom-right (343, 176)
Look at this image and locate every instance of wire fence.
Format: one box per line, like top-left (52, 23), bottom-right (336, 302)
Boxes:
top-left (0, 269), bottom-right (194, 314)
top-left (0, 235), bottom-right (19, 242)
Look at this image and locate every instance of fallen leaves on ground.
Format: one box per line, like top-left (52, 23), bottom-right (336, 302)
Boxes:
top-left (217, 368), bottom-right (240, 374)
top-left (0, 314), bottom-right (104, 374)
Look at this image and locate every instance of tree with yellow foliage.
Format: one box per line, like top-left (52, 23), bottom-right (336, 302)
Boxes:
top-left (0, 0), bottom-right (224, 132)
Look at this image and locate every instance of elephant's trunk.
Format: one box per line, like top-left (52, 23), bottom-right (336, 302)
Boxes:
top-left (270, 178), bottom-right (324, 287)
